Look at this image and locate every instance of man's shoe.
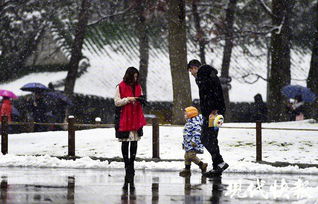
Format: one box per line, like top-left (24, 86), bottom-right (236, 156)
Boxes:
top-left (179, 168), bottom-right (191, 177)
top-left (203, 163), bottom-right (229, 177)
top-left (203, 170), bottom-right (222, 177)
top-left (215, 162), bottom-right (229, 173)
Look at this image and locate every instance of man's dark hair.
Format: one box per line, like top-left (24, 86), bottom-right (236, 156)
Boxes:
top-left (123, 67), bottom-right (139, 86)
top-left (187, 59), bottom-right (201, 69)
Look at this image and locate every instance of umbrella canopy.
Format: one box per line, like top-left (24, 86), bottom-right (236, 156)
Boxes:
top-left (281, 85), bottom-right (317, 102)
top-left (43, 91), bottom-right (73, 105)
top-left (20, 82), bottom-right (50, 92)
top-left (0, 89), bottom-right (18, 98)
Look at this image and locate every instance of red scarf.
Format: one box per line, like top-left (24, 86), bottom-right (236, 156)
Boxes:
top-left (0, 99), bottom-right (12, 122)
top-left (118, 81), bottom-right (146, 131)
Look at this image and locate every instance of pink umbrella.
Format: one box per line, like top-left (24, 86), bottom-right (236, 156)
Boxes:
top-left (0, 89), bottom-right (18, 99)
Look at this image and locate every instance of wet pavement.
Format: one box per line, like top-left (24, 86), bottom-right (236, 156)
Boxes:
top-left (1, 167), bottom-right (318, 203)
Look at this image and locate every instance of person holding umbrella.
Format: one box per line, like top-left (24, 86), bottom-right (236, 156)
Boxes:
top-left (0, 97), bottom-right (13, 122)
top-left (0, 90), bottom-right (18, 122)
top-left (32, 92), bottom-right (49, 132)
top-left (20, 82), bottom-right (50, 132)
top-left (282, 85), bottom-right (317, 121)
top-left (287, 95), bottom-right (305, 121)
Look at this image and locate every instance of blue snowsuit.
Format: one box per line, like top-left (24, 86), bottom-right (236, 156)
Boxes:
top-left (183, 114), bottom-right (204, 154)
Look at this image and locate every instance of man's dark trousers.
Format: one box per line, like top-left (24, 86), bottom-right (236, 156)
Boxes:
top-left (200, 116), bottom-right (224, 170)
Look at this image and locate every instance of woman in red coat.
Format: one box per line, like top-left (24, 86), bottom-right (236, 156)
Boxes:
top-left (114, 67), bottom-right (146, 191)
top-left (0, 96), bottom-right (12, 122)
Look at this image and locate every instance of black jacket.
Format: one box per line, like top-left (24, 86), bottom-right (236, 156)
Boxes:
top-left (251, 94), bottom-right (268, 122)
top-left (196, 65), bottom-right (226, 117)
top-left (32, 97), bottom-right (47, 123)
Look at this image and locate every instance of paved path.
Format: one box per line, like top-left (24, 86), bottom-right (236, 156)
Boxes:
top-left (1, 167), bottom-right (318, 203)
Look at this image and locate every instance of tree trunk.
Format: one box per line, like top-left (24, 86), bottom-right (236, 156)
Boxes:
top-left (221, 0), bottom-right (237, 122)
top-left (307, 1), bottom-right (318, 120)
top-left (168, 0), bottom-right (192, 124)
top-left (64, 0), bottom-right (91, 96)
top-left (136, 0), bottom-right (149, 99)
top-left (191, 0), bottom-right (206, 64)
top-left (268, 0), bottom-right (292, 121)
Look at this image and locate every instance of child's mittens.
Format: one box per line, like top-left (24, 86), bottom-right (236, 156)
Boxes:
top-left (191, 141), bottom-right (197, 147)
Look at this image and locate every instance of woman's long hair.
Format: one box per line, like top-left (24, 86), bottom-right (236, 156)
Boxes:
top-left (123, 67), bottom-right (139, 86)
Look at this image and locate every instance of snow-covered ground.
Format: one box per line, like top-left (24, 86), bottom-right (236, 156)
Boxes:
top-left (1, 120), bottom-right (317, 174)
top-left (1, 119), bottom-right (318, 202)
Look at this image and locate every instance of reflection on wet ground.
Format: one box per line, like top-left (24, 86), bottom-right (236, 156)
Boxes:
top-left (0, 167), bottom-right (317, 203)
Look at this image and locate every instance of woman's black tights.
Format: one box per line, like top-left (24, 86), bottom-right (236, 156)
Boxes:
top-left (121, 141), bottom-right (138, 170)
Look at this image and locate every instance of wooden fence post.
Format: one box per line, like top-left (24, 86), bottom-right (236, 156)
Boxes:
top-left (152, 117), bottom-right (160, 159)
top-left (256, 121), bottom-right (262, 162)
top-left (1, 116), bottom-right (8, 155)
top-left (0, 176), bottom-right (8, 201)
top-left (67, 176), bottom-right (75, 201)
top-left (68, 116), bottom-right (75, 157)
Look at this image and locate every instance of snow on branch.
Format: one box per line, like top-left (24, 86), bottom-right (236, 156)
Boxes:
top-left (256, 0), bottom-right (278, 19)
top-left (88, 6), bottom-right (134, 27)
top-left (273, 16), bottom-right (285, 34)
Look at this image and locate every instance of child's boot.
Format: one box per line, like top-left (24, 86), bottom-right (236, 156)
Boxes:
top-left (179, 165), bottom-right (191, 177)
top-left (198, 161), bottom-right (208, 173)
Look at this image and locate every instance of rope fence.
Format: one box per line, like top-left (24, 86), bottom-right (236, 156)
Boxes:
top-left (1, 116), bottom-right (318, 162)
top-left (0, 115), bottom-right (160, 159)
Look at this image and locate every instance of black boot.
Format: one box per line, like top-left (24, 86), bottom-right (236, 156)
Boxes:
top-left (122, 175), bottom-right (129, 190)
top-left (129, 160), bottom-right (135, 176)
top-left (128, 160), bottom-right (135, 191)
top-left (129, 176), bottom-right (135, 191)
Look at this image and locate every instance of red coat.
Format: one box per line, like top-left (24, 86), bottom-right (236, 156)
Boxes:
top-left (118, 81), bottom-right (146, 132)
top-left (0, 99), bottom-right (12, 122)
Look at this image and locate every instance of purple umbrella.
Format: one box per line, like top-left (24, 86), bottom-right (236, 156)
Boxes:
top-left (43, 91), bottom-right (73, 105)
top-left (281, 85), bottom-right (317, 102)
top-left (20, 82), bottom-right (50, 92)
top-left (0, 89), bottom-right (18, 99)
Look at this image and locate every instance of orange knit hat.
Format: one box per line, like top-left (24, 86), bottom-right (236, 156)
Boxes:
top-left (185, 106), bottom-right (199, 118)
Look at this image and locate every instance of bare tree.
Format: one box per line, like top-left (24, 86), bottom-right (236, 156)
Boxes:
top-left (307, 0), bottom-right (318, 120)
top-left (135, 0), bottom-right (149, 99)
top-left (168, 0), bottom-right (192, 124)
top-left (64, 0), bottom-right (91, 96)
top-left (221, 0), bottom-right (237, 122)
top-left (259, 0), bottom-right (293, 121)
top-left (191, 0), bottom-right (206, 64)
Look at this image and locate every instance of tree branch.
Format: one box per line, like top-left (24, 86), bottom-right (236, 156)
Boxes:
top-left (256, 0), bottom-right (278, 19)
top-left (242, 72), bottom-right (307, 84)
top-left (88, 5), bottom-right (134, 26)
top-left (242, 73), bottom-right (268, 84)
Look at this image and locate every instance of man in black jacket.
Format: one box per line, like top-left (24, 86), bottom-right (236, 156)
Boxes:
top-left (187, 59), bottom-right (229, 176)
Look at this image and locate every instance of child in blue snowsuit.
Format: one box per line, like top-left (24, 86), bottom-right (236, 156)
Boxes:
top-left (179, 106), bottom-right (208, 177)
